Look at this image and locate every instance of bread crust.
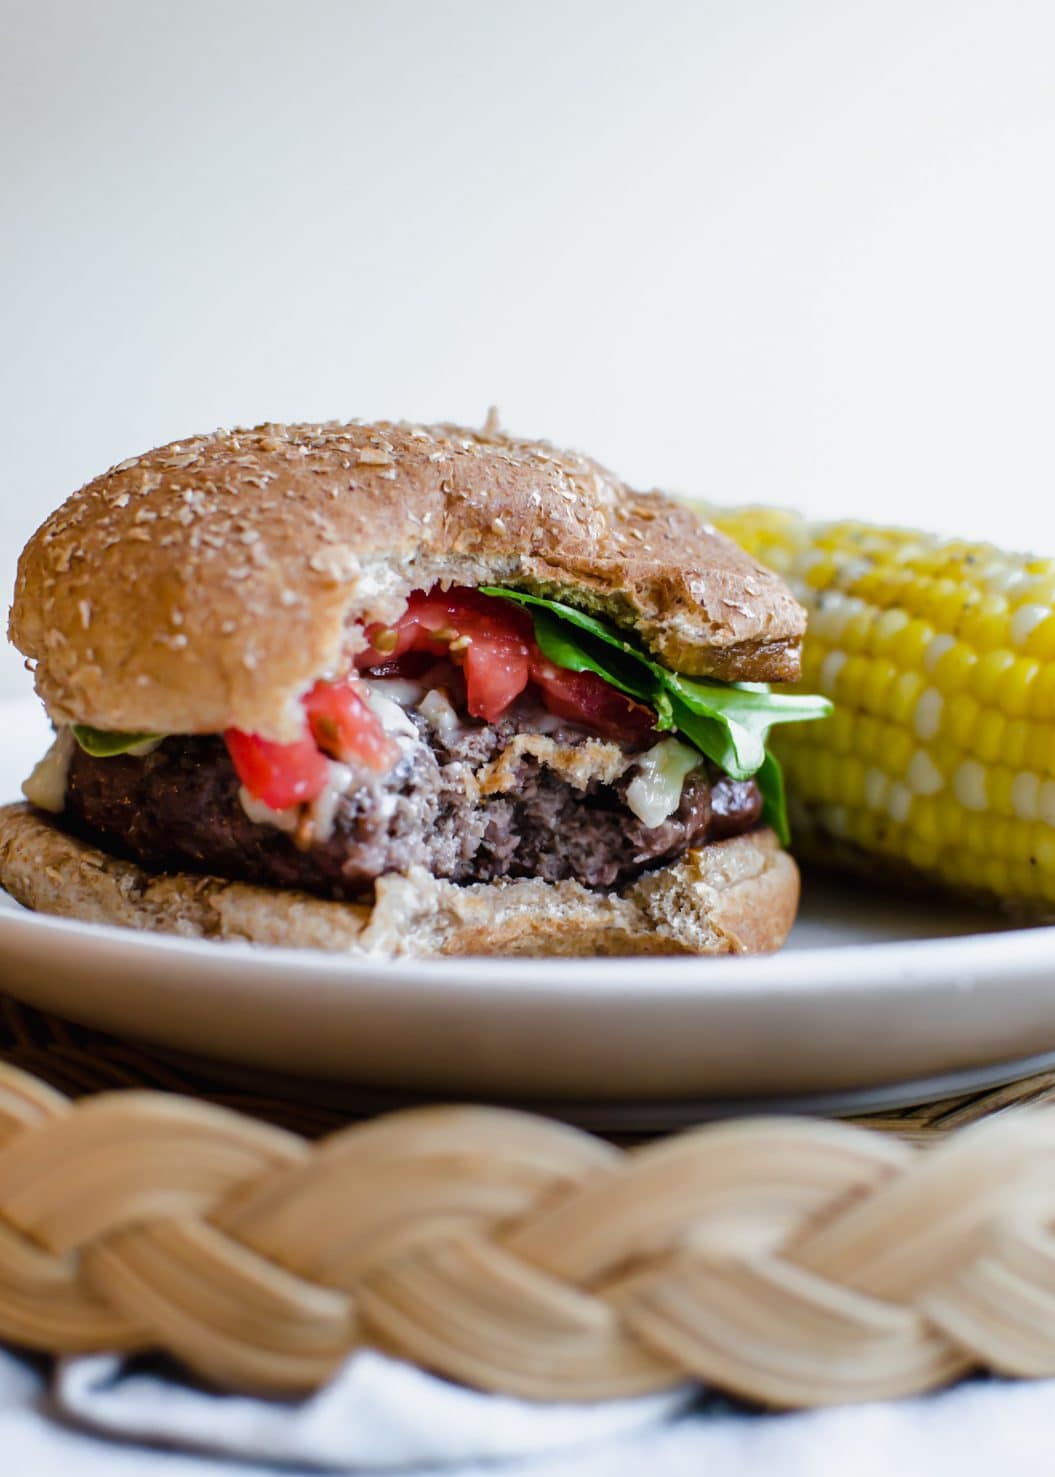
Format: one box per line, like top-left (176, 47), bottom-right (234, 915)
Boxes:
top-left (0, 804), bottom-right (798, 958)
top-left (11, 420), bottom-right (806, 740)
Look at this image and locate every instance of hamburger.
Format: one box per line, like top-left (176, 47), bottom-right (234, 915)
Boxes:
top-left (0, 419), bottom-right (829, 957)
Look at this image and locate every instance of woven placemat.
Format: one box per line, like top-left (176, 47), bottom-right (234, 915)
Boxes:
top-left (3, 990), bottom-right (1055, 1407)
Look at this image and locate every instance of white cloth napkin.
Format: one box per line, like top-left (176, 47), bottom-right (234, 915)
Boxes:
top-left (53, 1351), bottom-right (694, 1470)
top-left (3, 1347), bottom-right (1055, 1474)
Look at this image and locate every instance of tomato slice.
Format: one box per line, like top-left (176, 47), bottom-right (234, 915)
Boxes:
top-left (530, 656), bottom-right (656, 743)
top-left (303, 677), bottom-right (399, 771)
top-left (360, 587), bottom-right (535, 722)
top-left (360, 584), bottom-right (657, 738)
top-left (459, 636), bottom-right (531, 722)
top-left (224, 729), bottom-right (331, 809)
top-left (226, 677), bottom-right (397, 808)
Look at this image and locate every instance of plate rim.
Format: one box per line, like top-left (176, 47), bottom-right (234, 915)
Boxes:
top-left (1, 888), bottom-right (1051, 996)
top-left (4, 692), bottom-right (1053, 1106)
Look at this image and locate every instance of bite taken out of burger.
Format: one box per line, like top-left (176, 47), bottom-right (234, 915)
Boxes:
top-left (0, 419), bottom-right (830, 957)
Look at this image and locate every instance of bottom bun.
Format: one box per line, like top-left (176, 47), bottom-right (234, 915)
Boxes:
top-left (0, 803), bottom-right (798, 957)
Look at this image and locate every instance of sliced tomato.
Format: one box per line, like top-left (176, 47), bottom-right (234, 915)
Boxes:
top-left (226, 678), bottom-right (397, 809)
top-left (303, 677), bottom-right (398, 771)
top-left (530, 656), bottom-right (656, 744)
top-left (459, 635), bottom-right (531, 721)
top-left (359, 586), bottom-right (535, 722)
top-left (224, 729), bottom-right (330, 809)
top-left (357, 584), bottom-right (657, 739)
top-left (358, 589), bottom-right (468, 665)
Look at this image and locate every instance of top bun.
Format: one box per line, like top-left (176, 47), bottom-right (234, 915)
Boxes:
top-left (10, 419), bottom-right (806, 740)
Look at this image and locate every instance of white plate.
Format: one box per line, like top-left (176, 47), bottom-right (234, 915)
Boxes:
top-left (1, 696), bottom-right (1051, 1120)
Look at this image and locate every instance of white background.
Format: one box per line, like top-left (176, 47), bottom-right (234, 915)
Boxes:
top-left (4, 0), bottom-right (1055, 698)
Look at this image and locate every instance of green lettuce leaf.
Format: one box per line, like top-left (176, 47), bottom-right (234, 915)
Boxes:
top-left (528, 609), bottom-right (676, 731)
top-left (480, 585), bottom-right (831, 844)
top-left (756, 750), bottom-right (789, 847)
top-left (71, 724), bottom-right (162, 757)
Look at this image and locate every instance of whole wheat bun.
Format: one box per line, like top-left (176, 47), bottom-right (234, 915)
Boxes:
top-left (0, 804), bottom-right (798, 957)
top-left (11, 419), bottom-right (806, 741)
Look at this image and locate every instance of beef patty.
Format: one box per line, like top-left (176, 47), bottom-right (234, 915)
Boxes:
top-left (61, 707), bottom-right (763, 899)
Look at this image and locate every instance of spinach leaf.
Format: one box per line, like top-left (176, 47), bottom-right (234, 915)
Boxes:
top-left (71, 724), bottom-right (162, 757)
top-left (756, 750), bottom-right (789, 847)
top-left (529, 609), bottom-right (676, 730)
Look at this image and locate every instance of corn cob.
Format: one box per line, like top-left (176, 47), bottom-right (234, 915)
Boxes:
top-left (700, 505), bottom-right (1055, 914)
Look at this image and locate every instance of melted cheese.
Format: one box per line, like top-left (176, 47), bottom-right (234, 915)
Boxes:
top-left (360, 680), bottom-right (420, 741)
top-left (417, 688), bottom-right (465, 743)
top-left (238, 786), bottom-right (298, 833)
top-left (238, 759), bottom-right (358, 845)
top-left (363, 677), bottom-right (425, 710)
top-left (625, 738), bottom-right (702, 828)
top-left (308, 761), bottom-right (354, 843)
top-left (22, 728), bottom-right (76, 813)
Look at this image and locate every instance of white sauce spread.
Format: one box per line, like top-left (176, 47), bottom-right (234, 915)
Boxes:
top-left (359, 681), bottom-right (420, 742)
top-left (22, 728), bottom-right (76, 813)
top-left (238, 759), bottom-right (359, 845)
top-left (238, 786), bottom-right (299, 834)
top-left (363, 677), bottom-right (425, 710)
top-left (417, 687), bottom-right (464, 742)
top-left (625, 738), bottom-right (702, 829)
top-left (308, 761), bottom-right (354, 843)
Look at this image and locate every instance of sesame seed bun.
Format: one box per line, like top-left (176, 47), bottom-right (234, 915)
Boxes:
top-left (10, 419), bottom-right (806, 741)
top-left (0, 803), bottom-right (799, 958)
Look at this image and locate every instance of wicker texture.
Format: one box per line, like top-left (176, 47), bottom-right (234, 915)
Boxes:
top-left (2, 1056), bottom-right (1055, 1406)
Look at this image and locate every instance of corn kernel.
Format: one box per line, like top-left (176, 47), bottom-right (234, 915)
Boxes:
top-left (1024, 724), bottom-right (1055, 778)
top-left (879, 726), bottom-right (914, 777)
top-left (1003, 719), bottom-right (1031, 768)
top-left (835, 758), bottom-right (867, 808)
top-left (1024, 613), bottom-right (1055, 661)
top-left (931, 641), bottom-right (978, 695)
top-left (805, 558), bottom-right (837, 590)
top-left (888, 671), bottom-right (926, 725)
top-left (861, 658), bottom-right (899, 717)
top-left (941, 692), bottom-right (979, 748)
top-left (987, 766), bottom-right (1014, 819)
top-left (958, 597), bottom-right (1010, 652)
top-left (889, 618), bottom-right (934, 671)
top-left (1028, 665), bottom-right (1055, 719)
top-left (910, 797), bottom-right (944, 845)
top-left (972, 649), bottom-right (1017, 704)
top-left (904, 833), bottom-right (939, 872)
top-left (968, 709), bottom-right (1006, 765)
top-left (998, 658), bottom-right (1040, 718)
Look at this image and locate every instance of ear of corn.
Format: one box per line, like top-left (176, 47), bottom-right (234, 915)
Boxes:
top-left (699, 505), bottom-right (1055, 915)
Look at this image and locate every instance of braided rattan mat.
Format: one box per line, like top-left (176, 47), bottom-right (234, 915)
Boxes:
top-left (5, 991), bottom-right (1055, 1405)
